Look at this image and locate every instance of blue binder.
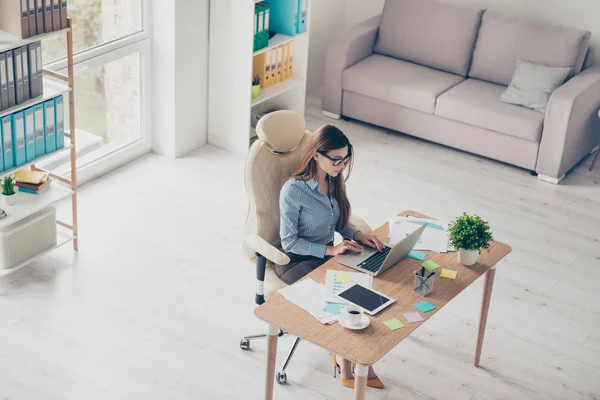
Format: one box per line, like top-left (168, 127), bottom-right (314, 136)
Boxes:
top-left (1, 116), bottom-right (14, 171)
top-left (33, 104), bottom-right (45, 157)
top-left (11, 111), bottom-right (26, 167)
top-left (44, 100), bottom-right (56, 153)
top-left (54, 95), bottom-right (64, 149)
top-left (268, 0), bottom-right (298, 36)
top-left (297, 0), bottom-right (307, 34)
top-left (24, 107), bottom-right (36, 162)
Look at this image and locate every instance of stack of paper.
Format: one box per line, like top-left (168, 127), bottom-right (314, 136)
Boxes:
top-left (388, 216), bottom-right (454, 253)
top-left (325, 270), bottom-right (373, 304)
top-left (277, 279), bottom-right (338, 325)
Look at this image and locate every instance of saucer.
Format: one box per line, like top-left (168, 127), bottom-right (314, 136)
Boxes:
top-left (338, 313), bottom-right (370, 330)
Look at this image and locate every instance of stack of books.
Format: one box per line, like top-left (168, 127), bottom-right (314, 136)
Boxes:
top-left (14, 169), bottom-right (51, 195)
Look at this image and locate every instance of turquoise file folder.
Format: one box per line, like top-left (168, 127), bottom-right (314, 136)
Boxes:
top-left (33, 104), bottom-right (45, 157)
top-left (24, 107), bottom-right (36, 162)
top-left (54, 95), bottom-right (64, 149)
top-left (1, 116), bottom-right (14, 171)
top-left (11, 111), bottom-right (26, 167)
top-left (44, 100), bottom-right (56, 153)
top-left (297, 0), bottom-right (307, 34)
top-left (268, 0), bottom-right (298, 36)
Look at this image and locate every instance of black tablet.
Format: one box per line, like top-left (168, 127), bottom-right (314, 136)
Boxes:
top-left (335, 284), bottom-right (395, 315)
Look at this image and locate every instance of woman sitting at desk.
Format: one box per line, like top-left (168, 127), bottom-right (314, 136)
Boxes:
top-left (275, 124), bottom-right (385, 390)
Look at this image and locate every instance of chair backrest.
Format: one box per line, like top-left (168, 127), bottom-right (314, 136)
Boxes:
top-left (243, 110), bottom-right (311, 260)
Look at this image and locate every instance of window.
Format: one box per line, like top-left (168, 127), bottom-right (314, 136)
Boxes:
top-left (40, 0), bottom-right (150, 182)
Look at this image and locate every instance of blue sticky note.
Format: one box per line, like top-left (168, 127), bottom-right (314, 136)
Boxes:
top-left (414, 300), bottom-right (436, 313)
top-left (323, 303), bottom-right (344, 315)
top-left (408, 251), bottom-right (427, 261)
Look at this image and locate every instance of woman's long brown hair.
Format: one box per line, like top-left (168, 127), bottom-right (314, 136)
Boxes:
top-left (292, 124), bottom-right (354, 230)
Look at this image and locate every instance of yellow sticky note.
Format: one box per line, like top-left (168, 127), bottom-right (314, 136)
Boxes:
top-left (440, 269), bottom-right (457, 279)
top-left (335, 273), bottom-right (354, 284)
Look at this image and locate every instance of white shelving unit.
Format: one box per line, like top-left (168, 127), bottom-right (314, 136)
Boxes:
top-left (208, 0), bottom-right (312, 155)
top-left (0, 20), bottom-right (79, 277)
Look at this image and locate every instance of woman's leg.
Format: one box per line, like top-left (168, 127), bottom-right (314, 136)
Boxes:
top-left (274, 256), bottom-right (328, 285)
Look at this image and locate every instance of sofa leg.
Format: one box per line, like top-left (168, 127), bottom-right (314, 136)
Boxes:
top-left (322, 110), bottom-right (341, 120)
top-left (529, 171), bottom-right (538, 176)
top-left (537, 174), bottom-right (565, 185)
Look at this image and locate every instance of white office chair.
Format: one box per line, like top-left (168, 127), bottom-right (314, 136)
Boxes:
top-left (241, 110), bottom-right (372, 384)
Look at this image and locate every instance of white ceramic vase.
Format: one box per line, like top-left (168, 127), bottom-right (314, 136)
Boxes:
top-left (458, 248), bottom-right (479, 266)
top-left (2, 193), bottom-right (17, 206)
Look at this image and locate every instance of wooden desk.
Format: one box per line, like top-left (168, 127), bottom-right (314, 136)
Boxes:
top-left (255, 211), bottom-right (511, 399)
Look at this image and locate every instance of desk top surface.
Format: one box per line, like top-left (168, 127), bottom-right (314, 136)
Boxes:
top-left (254, 210), bottom-right (512, 366)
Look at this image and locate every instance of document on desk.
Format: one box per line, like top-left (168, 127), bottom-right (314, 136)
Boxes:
top-left (388, 216), bottom-right (453, 253)
top-left (325, 270), bottom-right (373, 304)
top-left (278, 279), bottom-right (338, 324)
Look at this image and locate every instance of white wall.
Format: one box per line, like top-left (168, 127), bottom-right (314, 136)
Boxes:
top-left (308, 0), bottom-right (600, 92)
top-left (151, 0), bottom-right (209, 158)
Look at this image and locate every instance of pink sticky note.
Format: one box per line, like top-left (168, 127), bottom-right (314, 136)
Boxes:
top-left (404, 312), bottom-right (424, 323)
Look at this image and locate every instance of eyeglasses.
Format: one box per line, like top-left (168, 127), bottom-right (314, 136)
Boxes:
top-left (317, 150), bottom-right (352, 166)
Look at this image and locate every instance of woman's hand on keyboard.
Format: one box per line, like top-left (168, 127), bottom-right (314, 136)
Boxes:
top-left (326, 240), bottom-right (363, 256)
top-left (354, 232), bottom-right (385, 252)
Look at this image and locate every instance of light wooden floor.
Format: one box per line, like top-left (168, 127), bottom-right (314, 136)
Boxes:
top-left (1, 94), bottom-right (599, 400)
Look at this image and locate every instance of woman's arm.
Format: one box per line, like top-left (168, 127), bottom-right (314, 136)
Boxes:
top-left (280, 183), bottom-right (328, 258)
top-left (337, 221), bottom-right (360, 241)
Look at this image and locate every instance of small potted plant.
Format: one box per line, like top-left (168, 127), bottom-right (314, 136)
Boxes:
top-left (251, 74), bottom-right (261, 98)
top-left (448, 213), bottom-right (493, 266)
top-left (1, 175), bottom-right (17, 206)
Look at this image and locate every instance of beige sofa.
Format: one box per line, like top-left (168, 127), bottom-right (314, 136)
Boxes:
top-left (322, 0), bottom-right (600, 184)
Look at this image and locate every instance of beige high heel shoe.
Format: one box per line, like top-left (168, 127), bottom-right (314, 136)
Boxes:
top-left (331, 355), bottom-right (385, 389)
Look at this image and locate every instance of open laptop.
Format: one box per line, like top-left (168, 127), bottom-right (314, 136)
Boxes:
top-left (339, 223), bottom-right (427, 276)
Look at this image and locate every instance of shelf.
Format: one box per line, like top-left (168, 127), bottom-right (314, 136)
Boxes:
top-left (253, 32), bottom-right (307, 57)
top-left (251, 76), bottom-right (304, 107)
top-left (0, 184), bottom-right (74, 230)
top-left (0, 28), bottom-right (70, 53)
top-left (0, 77), bottom-right (71, 119)
top-left (0, 226), bottom-right (75, 277)
top-left (0, 138), bottom-right (73, 180)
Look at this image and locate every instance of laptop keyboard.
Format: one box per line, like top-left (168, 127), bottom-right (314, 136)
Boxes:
top-left (357, 247), bottom-right (392, 272)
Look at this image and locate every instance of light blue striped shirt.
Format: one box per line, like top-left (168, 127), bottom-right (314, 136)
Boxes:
top-left (279, 176), bottom-right (360, 258)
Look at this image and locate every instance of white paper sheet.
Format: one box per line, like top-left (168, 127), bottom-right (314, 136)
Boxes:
top-left (277, 279), bottom-right (338, 324)
top-left (388, 216), bottom-right (453, 253)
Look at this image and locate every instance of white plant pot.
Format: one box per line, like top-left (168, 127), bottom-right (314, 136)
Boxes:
top-left (2, 193), bottom-right (17, 206)
top-left (458, 248), bottom-right (479, 266)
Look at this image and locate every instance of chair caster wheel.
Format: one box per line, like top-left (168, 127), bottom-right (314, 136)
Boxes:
top-left (240, 338), bottom-right (250, 350)
top-left (276, 371), bottom-right (287, 384)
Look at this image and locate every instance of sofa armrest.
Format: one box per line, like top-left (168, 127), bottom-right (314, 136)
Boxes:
top-left (322, 15), bottom-right (381, 117)
top-left (245, 234), bottom-right (290, 265)
top-left (349, 215), bottom-right (373, 235)
top-left (537, 65), bottom-right (600, 180)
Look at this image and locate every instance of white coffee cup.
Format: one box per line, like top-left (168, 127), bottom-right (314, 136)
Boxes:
top-left (340, 305), bottom-right (364, 327)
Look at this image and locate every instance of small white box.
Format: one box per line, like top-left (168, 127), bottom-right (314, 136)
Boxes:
top-left (0, 206), bottom-right (57, 269)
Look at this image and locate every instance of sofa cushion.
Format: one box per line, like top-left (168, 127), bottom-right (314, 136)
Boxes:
top-left (435, 79), bottom-right (545, 142)
top-left (342, 54), bottom-right (464, 114)
top-left (373, 0), bottom-right (484, 76)
top-left (469, 11), bottom-right (591, 86)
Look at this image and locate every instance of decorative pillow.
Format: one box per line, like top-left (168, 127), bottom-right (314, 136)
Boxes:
top-left (498, 59), bottom-right (571, 113)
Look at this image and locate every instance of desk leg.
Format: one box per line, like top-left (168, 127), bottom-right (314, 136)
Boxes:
top-left (353, 364), bottom-right (368, 400)
top-left (474, 266), bottom-right (496, 367)
top-left (265, 324), bottom-right (278, 400)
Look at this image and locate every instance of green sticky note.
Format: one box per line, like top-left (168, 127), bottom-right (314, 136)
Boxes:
top-left (335, 273), bottom-right (354, 284)
top-left (421, 260), bottom-right (441, 271)
top-left (383, 318), bottom-right (405, 331)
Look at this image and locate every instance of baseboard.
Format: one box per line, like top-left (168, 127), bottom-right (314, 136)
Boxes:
top-left (537, 174), bottom-right (565, 185)
top-left (322, 111), bottom-right (341, 120)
